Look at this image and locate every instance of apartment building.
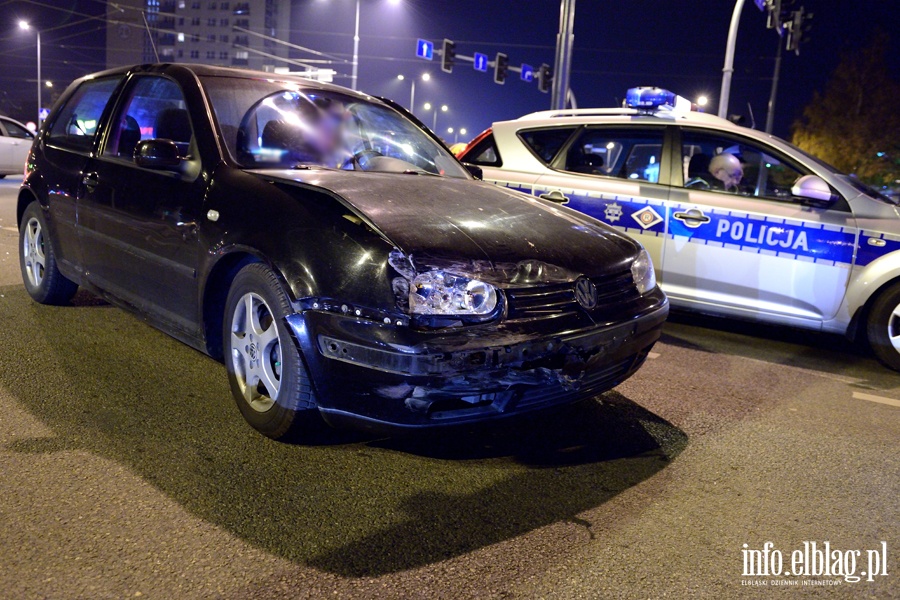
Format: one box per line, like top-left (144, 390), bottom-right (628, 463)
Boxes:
top-left (106, 0), bottom-right (291, 71)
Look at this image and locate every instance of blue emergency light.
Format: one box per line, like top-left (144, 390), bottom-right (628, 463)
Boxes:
top-left (624, 87), bottom-right (691, 115)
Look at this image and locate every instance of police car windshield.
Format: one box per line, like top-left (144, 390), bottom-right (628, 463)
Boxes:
top-left (779, 138), bottom-right (897, 205)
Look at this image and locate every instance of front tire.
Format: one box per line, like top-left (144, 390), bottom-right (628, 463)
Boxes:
top-left (19, 201), bottom-right (78, 305)
top-left (223, 263), bottom-right (319, 440)
top-left (866, 282), bottom-right (900, 371)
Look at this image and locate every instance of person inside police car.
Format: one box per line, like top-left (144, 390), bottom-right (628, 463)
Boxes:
top-left (686, 152), bottom-right (744, 192)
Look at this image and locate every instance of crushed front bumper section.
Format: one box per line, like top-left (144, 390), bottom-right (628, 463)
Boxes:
top-left (285, 291), bottom-right (668, 432)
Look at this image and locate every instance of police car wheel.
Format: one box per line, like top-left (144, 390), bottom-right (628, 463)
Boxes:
top-left (866, 284), bottom-right (900, 371)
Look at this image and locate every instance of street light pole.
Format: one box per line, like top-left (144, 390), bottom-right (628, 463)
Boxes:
top-left (18, 21), bottom-right (42, 125)
top-left (551, 0), bottom-right (576, 110)
top-left (37, 29), bottom-right (41, 124)
top-left (351, 0), bottom-right (360, 90)
top-left (409, 80), bottom-right (415, 111)
top-left (718, 0), bottom-right (746, 119)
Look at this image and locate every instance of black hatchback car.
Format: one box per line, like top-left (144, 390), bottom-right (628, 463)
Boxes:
top-left (18, 64), bottom-right (668, 440)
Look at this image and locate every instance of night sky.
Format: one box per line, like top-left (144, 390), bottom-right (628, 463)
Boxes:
top-left (0, 0), bottom-right (897, 141)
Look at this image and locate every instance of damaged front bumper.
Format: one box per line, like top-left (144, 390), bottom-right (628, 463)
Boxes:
top-left (284, 290), bottom-right (668, 432)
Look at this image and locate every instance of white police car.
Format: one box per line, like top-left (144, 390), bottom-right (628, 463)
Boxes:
top-left (459, 87), bottom-right (900, 370)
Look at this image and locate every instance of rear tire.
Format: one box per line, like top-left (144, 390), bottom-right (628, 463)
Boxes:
top-left (866, 282), bottom-right (900, 371)
top-left (19, 201), bottom-right (78, 305)
top-left (223, 262), bottom-right (319, 440)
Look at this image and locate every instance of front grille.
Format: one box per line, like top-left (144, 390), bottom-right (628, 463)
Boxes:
top-left (505, 270), bottom-right (641, 324)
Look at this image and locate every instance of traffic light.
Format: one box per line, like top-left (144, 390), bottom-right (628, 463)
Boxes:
top-left (441, 39), bottom-right (456, 74)
top-left (765, 0), bottom-right (782, 30)
top-left (494, 52), bottom-right (508, 85)
top-left (537, 63), bottom-right (552, 93)
top-left (786, 6), bottom-right (812, 53)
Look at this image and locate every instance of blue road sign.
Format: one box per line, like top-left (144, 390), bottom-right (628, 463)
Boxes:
top-left (520, 64), bottom-right (534, 82)
top-left (473, 52), bottom-right (488, 72)
top-left (38, 107), bottom-right (50, 120)
top-left (416, 39), bottom-right (433, 60)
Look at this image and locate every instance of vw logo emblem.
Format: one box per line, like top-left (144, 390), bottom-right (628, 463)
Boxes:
top-left (574, 277), bottom-right (599, 310)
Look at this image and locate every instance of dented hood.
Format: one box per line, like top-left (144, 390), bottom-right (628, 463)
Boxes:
top-left (251, 169), bottom-right (641, 283)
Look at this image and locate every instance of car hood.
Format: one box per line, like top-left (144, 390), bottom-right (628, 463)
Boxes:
top-left (249, 169), bottom-right (641, 284)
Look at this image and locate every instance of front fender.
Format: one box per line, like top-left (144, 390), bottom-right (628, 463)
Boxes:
top-left (845, 247), bottom-right (900, 319)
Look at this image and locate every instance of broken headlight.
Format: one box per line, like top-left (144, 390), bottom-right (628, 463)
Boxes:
top-left (631, 248), bottom-right (657, 294)
top-left (409, 271), bottom-right (498, 316)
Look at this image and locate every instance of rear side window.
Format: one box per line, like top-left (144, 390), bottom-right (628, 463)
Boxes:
top-left (519, 127), bottom-right (576, 164)
top-left (47, 77), bottom-right (122, 151)
top-left (558, 127), bottom-right (665, 183)
top-left (463, 132), bottom-right (502, 167)
top-left (2, 119), bottom-right (33, 139)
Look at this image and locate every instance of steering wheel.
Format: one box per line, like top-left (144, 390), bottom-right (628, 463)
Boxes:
top-left (342, 149), bottom-right (383, 170)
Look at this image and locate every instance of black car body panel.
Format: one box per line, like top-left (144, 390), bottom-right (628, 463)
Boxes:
top-left (19, 63), bottom-right (668, 433)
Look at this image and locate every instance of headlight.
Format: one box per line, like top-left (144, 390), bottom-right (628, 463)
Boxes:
top-left (631, 248), bottom-right (657, 294)
top-left (409, 271), bottom-right (498, 315)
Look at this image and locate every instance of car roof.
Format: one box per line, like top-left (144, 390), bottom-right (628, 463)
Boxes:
top-left (69, 63), bottom-right (374, 102)
top-left (495, 106), bottom-right (747, 134)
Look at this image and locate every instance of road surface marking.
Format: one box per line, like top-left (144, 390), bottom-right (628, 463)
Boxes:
top-left (648, 352), bottom-right (660, 359)
top-left (852, 392), bottom-right (900, 408)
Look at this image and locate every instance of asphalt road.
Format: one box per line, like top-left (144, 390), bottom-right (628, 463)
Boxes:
top-left (0, 175), bottom-right (897, 599)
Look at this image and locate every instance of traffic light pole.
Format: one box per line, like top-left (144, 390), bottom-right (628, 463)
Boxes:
top-left (551, 0), bottom-right (575, 110)
top-left (718, 0), bottom-right (746, 119)
top-left (764, 37), bottom-right (782, 133)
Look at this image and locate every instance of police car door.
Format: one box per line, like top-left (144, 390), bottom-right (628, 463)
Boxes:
top-left (663, 128), bottom-right (856, 325)
top-left (531, 125), bottom-right (673, 273)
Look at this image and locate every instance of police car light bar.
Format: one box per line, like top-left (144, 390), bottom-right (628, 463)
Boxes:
top-left (625, 87), bottom-right (691, 116)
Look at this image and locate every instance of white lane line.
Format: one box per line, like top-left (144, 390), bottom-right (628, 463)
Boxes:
top-left (648, 352), bottom-right (660, 359)
top-left (852, 392), bottom-right (900, 408)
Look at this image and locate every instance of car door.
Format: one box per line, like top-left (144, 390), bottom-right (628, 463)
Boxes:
top-left (0, 119), bottom-right (15, 171)
top-left (38, 76), bottom-right (124, 274)
top-left (0, 118), bottom-right (34, 173)
top-left (531, 125), bottom-right (674, 273)
top-left (77, 74), bottom-right (208, 335)
top-left (662, 127), bottom-right (857, 324)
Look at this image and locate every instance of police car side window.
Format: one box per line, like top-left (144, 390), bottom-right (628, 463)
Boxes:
top-left (558, 128), bottom-right (665, 183)
top-left (681, 131), bottom-right (807, 203)
top-left (519, 127), bottom-right (577, 164)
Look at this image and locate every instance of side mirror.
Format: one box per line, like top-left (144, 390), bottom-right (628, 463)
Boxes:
top-left (134, 139), bottom-right (182, 170)
top-left (792, 175), bottom-right (838, 207)
top-left (463, 163), bottom-right (483, 180)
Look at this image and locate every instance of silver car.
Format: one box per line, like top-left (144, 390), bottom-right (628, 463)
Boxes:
top-left (459, 88), bottom-right (900, 370)
top-left (0, 115), bottom-right (34, 177)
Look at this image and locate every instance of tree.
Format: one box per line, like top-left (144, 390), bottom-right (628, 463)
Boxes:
top-left (791, 33), bottom-right (900, 187)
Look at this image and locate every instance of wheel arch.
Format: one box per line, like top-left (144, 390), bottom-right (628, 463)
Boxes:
top-left (201, 248), bottom-right (311, 361)
top-left (16, 186), bottom-right (42, 230)
top-left (846, 254), bottom-right (900, 342)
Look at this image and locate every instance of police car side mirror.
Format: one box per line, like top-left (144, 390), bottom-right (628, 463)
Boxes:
top-left (792, 175), bottom-right (838, 207)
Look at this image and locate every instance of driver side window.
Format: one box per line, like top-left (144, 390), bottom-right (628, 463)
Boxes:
top-left (680, 130), bottom-right (807, 202)
top-left (103, 76), bottom-right (194, 160)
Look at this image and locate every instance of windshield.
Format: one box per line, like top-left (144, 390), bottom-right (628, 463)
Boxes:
top-left (201, 76), bottom-right (467, 178)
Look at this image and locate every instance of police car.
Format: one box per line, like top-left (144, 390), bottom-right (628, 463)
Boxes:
top-left (459, 87), bottom-right (900, 370)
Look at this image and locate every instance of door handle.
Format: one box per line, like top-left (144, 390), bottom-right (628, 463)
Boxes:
top-left (673, 209), bottom-right (710, 228)
top-left (539, 190), bottom-right (570, 204)
top-left (176, 220), bottom-right (199, 241)
top-left (82, 172), bottom-right (99, 188)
